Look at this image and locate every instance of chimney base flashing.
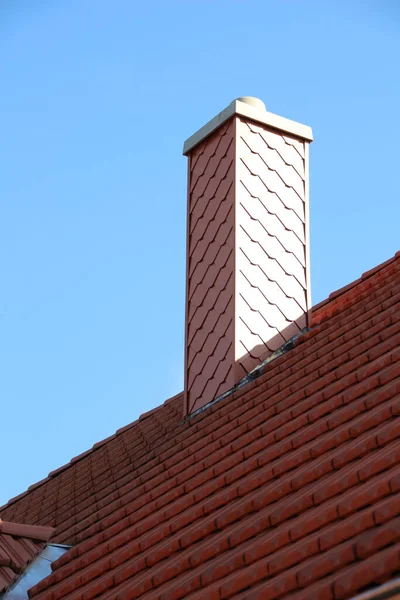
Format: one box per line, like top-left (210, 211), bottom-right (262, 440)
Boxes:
top-left (183, 98), bottom-right (313, 156)
top-left (184, 328), bottom-right (308, 421)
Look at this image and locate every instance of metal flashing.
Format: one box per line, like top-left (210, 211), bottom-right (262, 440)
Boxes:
top-left (349, 577), bottom-right (400, 600)
top-left (185, 328), bottom-right (308, 421)
top-left (183, 97), bottom-right (313, 155)
top-left (2, 544), bottom-right (70, 599)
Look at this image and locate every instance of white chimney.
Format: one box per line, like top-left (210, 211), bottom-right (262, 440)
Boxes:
top-left (183, 98), bottom-right (313, 414)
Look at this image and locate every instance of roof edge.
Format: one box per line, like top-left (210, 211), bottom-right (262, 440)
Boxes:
top-left (0, 392), bottom-right (184, 513)
top-left (312, 251), bottom-right (400, 316)
top-left (2, 253), bottom-right (399, 513)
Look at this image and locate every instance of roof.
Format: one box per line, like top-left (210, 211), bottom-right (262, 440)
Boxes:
top-left (0, 251), bottom-right (399, 600)
top-left (0, 520), bottom-right (54, 593)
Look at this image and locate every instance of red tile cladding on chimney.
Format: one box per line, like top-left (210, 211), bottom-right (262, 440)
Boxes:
top-left (183, 98), bottom-right (313, 414)
top-left (185, 119), bottom-right (236, 415)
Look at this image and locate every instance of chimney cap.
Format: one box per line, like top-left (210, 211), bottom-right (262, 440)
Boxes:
top-left (236, 96), bottom-right (266, 111)
top-left (183, 97), bottom-right (313, 155)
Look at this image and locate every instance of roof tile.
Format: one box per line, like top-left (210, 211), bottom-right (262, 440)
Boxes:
top-left (1, 253), bottom-right (399, 599)
top-left (0, 521), bottom-right (54, 594)
top-left (332, 544), bottom-right (400, 599)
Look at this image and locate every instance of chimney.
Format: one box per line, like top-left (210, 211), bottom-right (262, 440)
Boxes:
top-left (183, 97), bottom-right (313, 415)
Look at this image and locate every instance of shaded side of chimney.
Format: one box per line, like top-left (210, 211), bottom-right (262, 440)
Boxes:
top-left (185, 119), bottom-right (236, 415)
top-left (184, 99), bottom-right (313, 415)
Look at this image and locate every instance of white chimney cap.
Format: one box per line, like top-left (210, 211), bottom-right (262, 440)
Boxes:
top-left (236, 96), bottom-right (266, 111)
top-left (183, 97), bottom-right (313, 155)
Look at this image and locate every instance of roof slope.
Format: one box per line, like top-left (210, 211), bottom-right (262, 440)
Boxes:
top-left (0, 520), bottom-right (54, 593)
top-left (1, 252), bottom-right (400, 600)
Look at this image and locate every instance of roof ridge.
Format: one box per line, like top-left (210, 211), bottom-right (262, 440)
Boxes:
top-left (0, 252), bottom-right (400, 528)
top-left (312, 251), bottom-right (400, 317)
top-left (1, 252), bottom-right (398, 537)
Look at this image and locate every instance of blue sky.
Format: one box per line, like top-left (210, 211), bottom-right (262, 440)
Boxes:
top-left (1, 1), bottom-right (399, 506)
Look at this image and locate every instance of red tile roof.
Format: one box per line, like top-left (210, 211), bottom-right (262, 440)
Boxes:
top-left (1, 252), bottom-right (399, 599)
top-left (0, 520), bottom-right (54, 593)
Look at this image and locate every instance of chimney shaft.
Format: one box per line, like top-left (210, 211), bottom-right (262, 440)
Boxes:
top-left (183, 98), bottom-right (313, 415)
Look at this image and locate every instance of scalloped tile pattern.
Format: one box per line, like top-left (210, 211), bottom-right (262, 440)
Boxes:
top-left (185, 116), bottom-right (310, 413)
top-left (185, 120), bottom-right (236, 414)
top-left (235, 118), bottom-right (308, 377)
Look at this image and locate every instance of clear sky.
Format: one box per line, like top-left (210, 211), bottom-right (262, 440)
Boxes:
top-left (1, 1), bottom-right (399, 506)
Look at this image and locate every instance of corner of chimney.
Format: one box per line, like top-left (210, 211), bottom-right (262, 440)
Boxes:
top-left (183, 97), bottom-right (313, 415)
